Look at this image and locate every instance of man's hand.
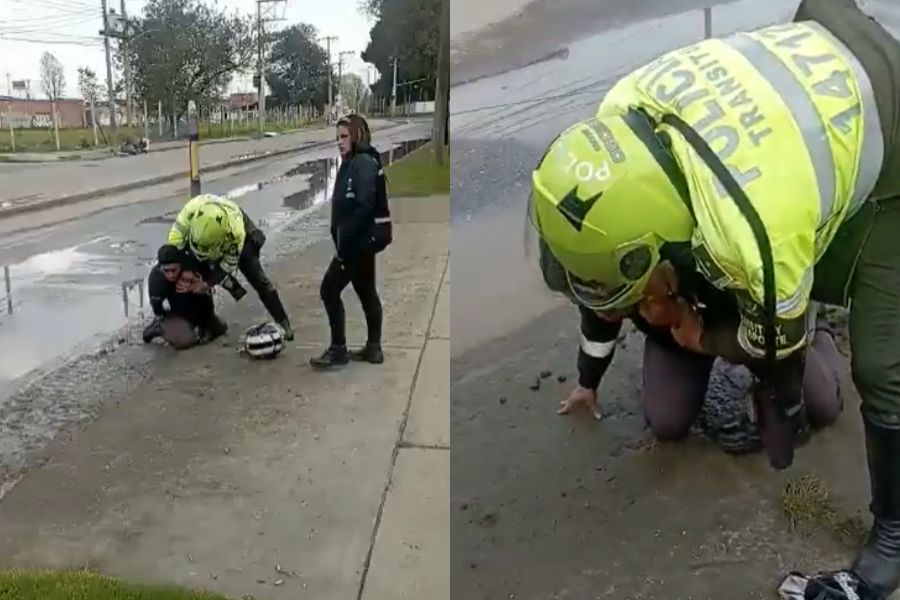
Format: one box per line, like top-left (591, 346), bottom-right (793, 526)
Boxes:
top-left (670, 299), bottom-right (704, 353)
top-left (190, 279), bottom-right (210, 294)
top-left (557, 385), bottom-right (603, 420)
top-left (175, 270), bottom-right (208, 294)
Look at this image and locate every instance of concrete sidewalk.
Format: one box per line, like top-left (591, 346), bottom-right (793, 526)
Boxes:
top-left (0, 118), bottom-right (423, 219)
top-left (0, 195), bottom-right (449, 600)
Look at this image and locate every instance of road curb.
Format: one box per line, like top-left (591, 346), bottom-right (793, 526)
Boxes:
top-left (0, 122), bottom-right (413, 220)
top-left (0, 141), bottom-right (316, 219)
top-left (0, 127), bottom-right (323, 164)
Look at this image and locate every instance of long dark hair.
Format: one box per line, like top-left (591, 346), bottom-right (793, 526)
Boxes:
top-left (337, 114), bottom-right (371, 155)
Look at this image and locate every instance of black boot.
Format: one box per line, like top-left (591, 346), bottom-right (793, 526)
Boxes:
top-left (142, 316), bottom-right (164, 343)
top-left (279, 320), bottom-right (295, 342)
top-left (851, 416), bottom-right (900, 598)
top-left (349, 343), bottom-right (384, 364)
top-left (310, 345), bottom-right (348, 369)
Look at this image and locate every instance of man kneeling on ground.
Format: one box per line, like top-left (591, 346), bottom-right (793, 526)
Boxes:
top-left (143, 244), bottom-right (228, 348)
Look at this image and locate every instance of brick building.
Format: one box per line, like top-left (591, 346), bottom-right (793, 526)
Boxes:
top-left (0, 96), bottom-right (86, 129)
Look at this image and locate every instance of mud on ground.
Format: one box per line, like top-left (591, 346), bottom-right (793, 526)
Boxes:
top-left (451, 302), bottom-right (873, 600)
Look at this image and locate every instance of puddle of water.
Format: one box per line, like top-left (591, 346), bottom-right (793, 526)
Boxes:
top-left (0, 134), bottom-right (434, 403)
top-left (0, 239), bottom-right (146, 397)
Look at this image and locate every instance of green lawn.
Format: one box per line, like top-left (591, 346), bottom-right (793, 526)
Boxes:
top-left (385, 142), bottom-right (450, 197)
top-left (0, 119), bottom-right (320, 153)
top-left (0, 569), bottom-right (232, 600)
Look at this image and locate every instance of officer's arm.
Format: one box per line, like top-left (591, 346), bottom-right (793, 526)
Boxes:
top-left (216, 210), bottom-right (246, 282)
top-left (338, 155), bottom-right (378, 259)
top-left (577, 304), bottom-right (623, 390)
top-left (700, 292), bottom-right (808, 419)
top-left (700, 300), bottom-right (809, 365)
top-left (167, 196), bottom-right (204, 249)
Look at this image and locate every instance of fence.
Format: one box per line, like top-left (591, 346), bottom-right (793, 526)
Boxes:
top-left (0, 102), bottom-right (326, 154)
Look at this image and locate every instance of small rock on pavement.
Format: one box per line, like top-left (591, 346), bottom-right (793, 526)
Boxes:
top-left (499, 397), bottom-right (507, 405)
top-left (540, 370), bottom-right (552, 379)
top-left (557, 374), bottom-right (567, 383)
top-left (529, 378), bottom-right (541, 391)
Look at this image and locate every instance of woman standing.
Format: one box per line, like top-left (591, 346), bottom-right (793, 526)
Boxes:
top-left (311, 114), bottom-right (385, 369)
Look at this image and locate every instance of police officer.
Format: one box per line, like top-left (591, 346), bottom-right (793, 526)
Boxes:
top-left (529, 0), bottom-right (900, 596)
top-left (167, 193), bottom-right (294, 340)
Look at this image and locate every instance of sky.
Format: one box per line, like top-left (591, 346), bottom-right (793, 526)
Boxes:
top-left (0, 0), bottom-right (377, 100)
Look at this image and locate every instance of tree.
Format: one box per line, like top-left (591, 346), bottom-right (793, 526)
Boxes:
top-left (77, 67), bottom-right (101, 104)
top-left (361, 0), bottom-right (440, 100)
top-left (119, 0), bottom-right (254, 128)
top-left (340, 73), bottom-right (366, 113)
top-left (40, 52), bottom-right (66, 101)
top-left (266, 23), bottom-right (332, 110)
top-left (358, 0), bottom-right (384, 17)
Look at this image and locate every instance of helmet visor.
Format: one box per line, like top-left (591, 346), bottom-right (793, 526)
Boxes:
top-left (189, 238), bottom-right (215, 259)
top-left (565, 271), bottom-right (632, 311)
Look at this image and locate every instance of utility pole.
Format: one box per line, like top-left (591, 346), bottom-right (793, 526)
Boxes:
top-left (5, 73), bottom-right (9, 96)
top-left (434, 0), bottom-right (449, 164)
top-left (256, 0), bottom-right (264, 133)
top-left (101, 0), bottom-right (117, 130)
top-left (338, 50), bottom-right (353, 114)
top-left (391, 55), bottom-right (398, 117)
top-left (120, 0), bottom-right (131, 127)
top-left (321, 36), bottom-right (338, 121)
top-left (256, 0), bottom-right (286, 133)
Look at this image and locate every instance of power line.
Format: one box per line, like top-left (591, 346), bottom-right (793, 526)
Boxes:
top-left (0, 15), bottom-right (100, 35)
top-left (1, 7), bottom-right (99, 23)
top-left (9, 0), bottom-right (98, 11)
top-left (0, 35), bottom-right (102, 45)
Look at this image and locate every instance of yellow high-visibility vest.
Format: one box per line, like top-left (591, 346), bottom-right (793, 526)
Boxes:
top-left (599, 20), bottom-right (884, 356)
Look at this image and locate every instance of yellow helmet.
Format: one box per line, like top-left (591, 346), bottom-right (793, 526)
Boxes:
top-left (188, 200), bottom-right (230, 260)
top-left (530, 110), bottom-right (694, 311)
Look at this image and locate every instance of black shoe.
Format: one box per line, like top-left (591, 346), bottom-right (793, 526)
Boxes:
top-left (142, 317), bottom-right (164, 343)
top-left (310, 345), bottom-right (348, 369)
top-left (279, 320), bottom-right (295, 341)
top-left (349, 343), bottom-right (384, 364)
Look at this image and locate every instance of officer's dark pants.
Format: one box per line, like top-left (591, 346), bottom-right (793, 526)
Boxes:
top-left (239, 213), bottom-right (289, 324)
top-left (795, 0), bottom-right (900, 594)
top-left (641, 326), bottom-right (843, 440)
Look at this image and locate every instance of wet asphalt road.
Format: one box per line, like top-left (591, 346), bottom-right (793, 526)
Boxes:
top-left (0, 123), bottom-right (431, 403)
top-left (450, 1), bottom-right (899, 598)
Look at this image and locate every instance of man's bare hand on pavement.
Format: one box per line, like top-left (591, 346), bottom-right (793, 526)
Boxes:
top-left (558, 385), bottom-right (603, 420)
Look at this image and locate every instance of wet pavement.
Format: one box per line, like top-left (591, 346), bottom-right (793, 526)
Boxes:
top-left (451, 1), bottom-right (899, 598)
top-left (0, 133), bottom-right (430, 404)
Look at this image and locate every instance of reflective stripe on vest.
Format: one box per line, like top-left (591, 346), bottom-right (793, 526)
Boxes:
top-left (724, 22), bottom-right (883, 226)
top-left (806, 22), bottom-right (884, 219)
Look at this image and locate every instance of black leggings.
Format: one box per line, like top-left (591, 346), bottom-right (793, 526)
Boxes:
top-left (320, 254), bottom-right (382, 347)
